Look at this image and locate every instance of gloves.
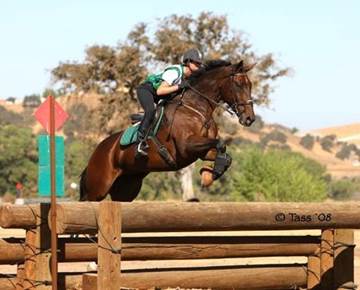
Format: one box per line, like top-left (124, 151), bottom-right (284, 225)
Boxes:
top-left (179, 80), bottom-right (190, 90)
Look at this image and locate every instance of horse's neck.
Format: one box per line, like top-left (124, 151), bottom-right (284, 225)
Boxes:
top-left (182, 88), bottom-right (217, 118)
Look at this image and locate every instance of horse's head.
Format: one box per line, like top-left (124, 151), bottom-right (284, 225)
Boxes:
top-left (220, 61), bottom-right (256, 127)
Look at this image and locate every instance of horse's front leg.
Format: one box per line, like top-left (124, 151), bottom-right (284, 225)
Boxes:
top-left (186, 136), bottom-right (232, 181)
top-left (202, 140), bottom-right (232, 180)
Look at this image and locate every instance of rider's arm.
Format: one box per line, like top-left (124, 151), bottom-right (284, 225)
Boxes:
top-left (156, 81), bottom-right (180, 96)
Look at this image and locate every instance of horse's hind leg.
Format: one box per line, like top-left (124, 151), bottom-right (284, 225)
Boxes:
top-left (82, 165), bottom-right (122, 201)
top-left (108, 173), bottom-right (148, 201)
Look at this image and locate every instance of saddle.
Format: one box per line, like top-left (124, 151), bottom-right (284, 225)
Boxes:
top-left (120, 101), bottom-right (166, 146)
top-left (120, 100), bottom-right (177, 168)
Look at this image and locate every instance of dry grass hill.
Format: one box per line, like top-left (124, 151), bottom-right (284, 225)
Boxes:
top-left (310, 123), bottom-right (360, 147)
top-left (1, 96), bottom-right (359, 178)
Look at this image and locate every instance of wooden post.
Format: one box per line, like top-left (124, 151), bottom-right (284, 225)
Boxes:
top-left (320, 229), bottom-right (334, 290)
top-left (22, 229), bottom-right (37, 289)
top-left (97, 201), bottom-right (121, 290)
top-left (334, 229), bottom-right (355, 290)
top-left (307, 246), bottom-right (321, 290)
top-left (16, 263), bottom-right (25, 290)
top-left (34, 203), bottom-right (52, 290)
top-left (49, 95), bottom-right (58, 290)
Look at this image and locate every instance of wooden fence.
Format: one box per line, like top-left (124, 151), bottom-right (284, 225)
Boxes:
top-left (0, 201), bottom-right (357, 290)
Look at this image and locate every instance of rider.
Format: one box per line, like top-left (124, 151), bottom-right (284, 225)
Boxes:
top-left (136, 48), bottom-right (203, 156)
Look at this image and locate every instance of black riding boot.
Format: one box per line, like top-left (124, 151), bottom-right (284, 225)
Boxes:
top-left (136, 82), bottom-right (157, 157)
top-left (136, 123), bottom-right (151, 157)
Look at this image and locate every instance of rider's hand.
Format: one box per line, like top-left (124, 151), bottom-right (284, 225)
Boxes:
top-left (178, 80), bottom-right (190, 90)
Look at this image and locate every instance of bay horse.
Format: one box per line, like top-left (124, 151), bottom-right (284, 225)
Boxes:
top-left (80, 60), bottom-right (256, 201)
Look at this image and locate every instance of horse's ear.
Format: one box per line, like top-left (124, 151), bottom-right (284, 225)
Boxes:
top-left (232, 60), bottom-right (244, 73)
top-left (232, 61), bottom-right (256, 74)
top-left (243, 62), bottom-right (256, 72)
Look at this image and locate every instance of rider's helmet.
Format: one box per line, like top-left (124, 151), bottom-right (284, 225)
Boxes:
top-left (182, 49), bottom-right (203, 65)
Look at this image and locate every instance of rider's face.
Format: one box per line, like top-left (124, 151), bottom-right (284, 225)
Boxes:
top-left (189, 61), bottom-right (201, 73)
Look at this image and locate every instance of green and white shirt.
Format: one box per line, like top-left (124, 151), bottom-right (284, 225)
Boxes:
top-left (145, 65), bottom-right (184, 90)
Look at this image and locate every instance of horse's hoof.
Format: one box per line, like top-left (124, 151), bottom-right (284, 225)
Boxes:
top-left (200, 166), bottom-right (214, 187)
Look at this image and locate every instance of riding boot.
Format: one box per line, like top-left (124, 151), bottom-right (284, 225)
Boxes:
top-left (136, 124), bottom-right (151, 157)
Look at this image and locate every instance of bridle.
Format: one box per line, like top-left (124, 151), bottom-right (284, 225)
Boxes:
top-left (185, 73), bottom-right (253, 118)
top-left (166, 72), bottom-right (253, 140)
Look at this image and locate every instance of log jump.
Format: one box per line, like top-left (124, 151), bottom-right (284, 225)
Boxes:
top-left (0, 201), bottom-right (357, 290)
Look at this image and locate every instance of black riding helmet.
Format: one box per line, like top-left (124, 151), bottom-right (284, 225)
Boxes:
top-left (182, 49), bottom-right (203, 65)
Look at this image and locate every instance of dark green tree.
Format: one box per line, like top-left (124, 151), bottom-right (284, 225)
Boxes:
top-left (229, 146), bottom-right (328, 202)
top-left (0, 125), bottom-right (37, 196)
top-left (320, 135), bottom-right (336, 152)
top-left (299, 134), bottom-right (315, 150)
top-left (260, 130), bottom-right (287, 147)
top-left (22, 94), bottom-right (41, 108)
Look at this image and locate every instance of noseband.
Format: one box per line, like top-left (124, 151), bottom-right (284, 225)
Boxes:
top-left (228, 74), bottom-right (253, 117)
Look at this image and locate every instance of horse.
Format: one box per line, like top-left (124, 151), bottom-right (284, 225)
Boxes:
top-left (79, 59), bottom-right (256, 201)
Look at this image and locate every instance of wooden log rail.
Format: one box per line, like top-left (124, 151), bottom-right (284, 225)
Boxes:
top-left (0, 235), bottom-right (320, 264)
top-left (2, 202), bottom-right (360, 233)
top-left (49, 201), bottom-right (360, 234)
top-left (82, 264), bottom-right (308, 290)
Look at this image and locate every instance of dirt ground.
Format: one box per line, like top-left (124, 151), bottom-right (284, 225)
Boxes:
top-left (0, 228), bottom-right (359, 288)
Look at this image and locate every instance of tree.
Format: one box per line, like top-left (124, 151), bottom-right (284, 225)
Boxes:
top-left (328, 178), bottom-right (355, 200)
top-left (42, 88), bottom-right (62, 99)
top-left (299, 134), bottom-right (315, 150)
top-left (63, 104), bottom-right (95, 139)
top-left (320, 135), bottom-right (336, 152)
top-left (6, 97), bottom-right (16, 103)
top-left (65, 139), bottom-right (95, 198)
top-left (336, 144), bottom-right (352, 160)
top-left (260, 130), bottom-right (287, 147)
top-left (229, 146), bottom-right (328, 202)
top-left (52, 12), bottom-right (289, 133)
top-left (0, 125), bottom-right (37, 196)
top-left (23, 94), bottom-right (41, 108)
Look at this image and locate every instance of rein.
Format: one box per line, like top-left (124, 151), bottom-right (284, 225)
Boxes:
top-left (186, 73), bottom-right (254, 117)
top-left (187, 84), bottom-right (235, 116)
top-left (165, 73), bottom-right (253, 140)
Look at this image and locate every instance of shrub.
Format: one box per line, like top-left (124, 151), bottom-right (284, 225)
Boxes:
top-left (299, 134), bottom-right (315, 150)
top-left (328, 178), bottom-right (355, 200)
top-left (22, 94), bottom-right (41, 108)
top-left (320, 135), bottom-right (336, 152)
top-left (336, 144), bottom-right (352, 160)
top-left (260, 130), bottom-right (287, 147)
top-left (229, 146), bottom-right (328, 202)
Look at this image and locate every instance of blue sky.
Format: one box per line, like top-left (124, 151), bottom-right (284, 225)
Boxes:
top-left (0, 0), bottom-right (359, 130)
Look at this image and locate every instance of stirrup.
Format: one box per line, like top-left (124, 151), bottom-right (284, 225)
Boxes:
top-left (136, 141), bottom-right (149, 156)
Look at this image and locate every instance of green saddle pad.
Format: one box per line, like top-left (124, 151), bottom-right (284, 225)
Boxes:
top-left (120, 106), bottom-right (164, 146)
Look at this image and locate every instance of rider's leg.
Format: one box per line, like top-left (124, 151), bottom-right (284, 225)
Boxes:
top-left (136, 83), bottom-right (156, 155)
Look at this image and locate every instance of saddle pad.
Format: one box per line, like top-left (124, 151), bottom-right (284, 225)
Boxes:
top-left (120, 106), bottom-right (165, 146)
top-left (120, 124), bottom-right (140, 145)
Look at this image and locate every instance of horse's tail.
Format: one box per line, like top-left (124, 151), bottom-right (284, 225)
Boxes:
top-left (79, 167), bottom-right (88, 201)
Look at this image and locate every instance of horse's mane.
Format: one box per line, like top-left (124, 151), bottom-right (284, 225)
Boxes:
top-left (188, 59), bottom-right (231, 84)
